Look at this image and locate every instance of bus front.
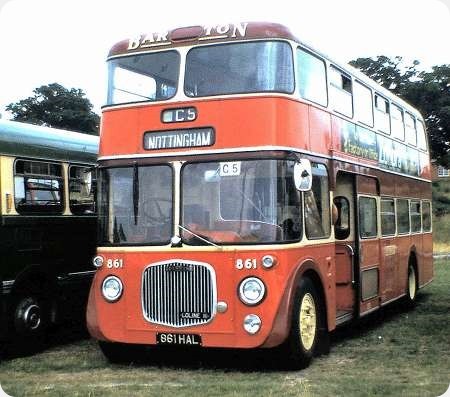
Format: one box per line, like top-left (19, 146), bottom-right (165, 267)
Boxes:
top-left (87, 22), bottom-right (333, 366)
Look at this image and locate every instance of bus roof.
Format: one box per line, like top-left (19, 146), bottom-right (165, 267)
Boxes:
top-left (108, 22), bottom-right (297, 58)
top-left (0, 120), bottom-right (99, 164)
top-left (108, 21), bottom-right (423, 120)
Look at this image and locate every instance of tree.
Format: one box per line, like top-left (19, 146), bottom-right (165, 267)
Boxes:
top-left (402, 65), bottom-right (450, 164)
top-left (6, 83), bottom-right (100, 135)
top-left (350, 56), bottom-right (419, 94)
top-left (349, 57), bottom-right (450, 166)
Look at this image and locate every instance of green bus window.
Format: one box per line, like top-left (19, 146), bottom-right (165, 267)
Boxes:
top-left (14, 159), bottom-right (64, 214)
top-left (69, 165), bottom-right (96, 215)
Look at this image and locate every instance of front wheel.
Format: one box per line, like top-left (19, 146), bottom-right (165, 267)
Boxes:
top-left (282, 277), bottom-right (325, 369)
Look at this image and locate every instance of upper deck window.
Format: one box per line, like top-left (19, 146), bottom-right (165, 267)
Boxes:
top-left (353, 81), bottom-right (373, 127)
top-left (184, 41), bottom-right (294, 97)
top-left (374, 94), bottom-right (390, 134)
top-left (296, 48), bottom-right (327, 106)
top-left (107, 51), bottom-right (180, 106)
top-left (329, 66), bottom-right (353, 118)
top-left (405, 112), bottom-right (417, 146)
top-left (417, 120), bottom-right (427, 151)
top-left (391, 103), bottom-right (405, 140)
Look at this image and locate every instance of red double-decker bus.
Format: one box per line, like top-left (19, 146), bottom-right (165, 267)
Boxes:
top-left (87, 22), bottom-right (433, 368)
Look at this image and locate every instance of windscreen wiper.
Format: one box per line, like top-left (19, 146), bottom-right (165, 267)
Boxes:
top-left (178, 225), bottom-right (222, 249)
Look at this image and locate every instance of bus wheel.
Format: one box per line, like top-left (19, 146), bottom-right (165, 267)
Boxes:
top-left (9, 292), bottom-right (49, 354)
top-left (99, 341), bottom-right (145, 364)
top-left (284, 277), bottom-right (322, 369)
top-left (406, 261), bottom-right (418, 304)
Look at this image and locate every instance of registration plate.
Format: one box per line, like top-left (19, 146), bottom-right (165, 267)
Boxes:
top-left (156, 332), bottom-right (202, 346)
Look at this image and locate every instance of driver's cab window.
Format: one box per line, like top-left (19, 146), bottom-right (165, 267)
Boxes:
top-left (181, 159), bottom-right (302, 244)
top-left (305, 163), bottom-right (330, 239)
top-left (101, 165), bottom-right (173, 245)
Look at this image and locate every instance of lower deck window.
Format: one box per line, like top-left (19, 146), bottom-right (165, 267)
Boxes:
top-left (397, 199), bottom-right (410, 234)
top-left (359, 196), bottom-right (377, 238)
top-left (410, 200), bottom-right (422, 232)
top-left (422, 201), bottom-right (431, 232)
top-left (381, 198), bottom-right (396, 236)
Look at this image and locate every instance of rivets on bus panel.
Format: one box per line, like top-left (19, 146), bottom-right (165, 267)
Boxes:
top-left (261, 255), bottom-right (277, 269)
top-left (217, 301), bottom-right (228, 313)
top-left (92, 255), bottom-right (104, 268)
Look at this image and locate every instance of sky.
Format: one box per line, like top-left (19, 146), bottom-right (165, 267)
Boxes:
top-left (0, 0), bottom-right (449, 117)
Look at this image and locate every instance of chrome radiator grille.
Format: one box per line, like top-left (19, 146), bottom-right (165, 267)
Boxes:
top-left (142, 260), bottom-right (216, 327)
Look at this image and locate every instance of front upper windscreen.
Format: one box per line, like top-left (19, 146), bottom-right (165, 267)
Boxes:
top-left (184, 41), bottom-right (294, 97)
top-left (107, 51), bottom-right (180, 105)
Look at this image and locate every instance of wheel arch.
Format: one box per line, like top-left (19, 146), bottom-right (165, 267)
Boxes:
top-left (407, 247), bottom-right (419, 285)
top-left (261, 258), bottom-right (331, 348)
top-left (10, 265), bottom-right (58, 299)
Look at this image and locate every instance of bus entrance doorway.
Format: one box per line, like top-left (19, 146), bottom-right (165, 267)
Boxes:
top-left (334, 172), bottom-right (357, 324)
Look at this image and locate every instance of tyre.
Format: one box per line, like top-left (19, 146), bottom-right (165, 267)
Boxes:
top-left (405, 261), bottom-right (418, 305)
top-left (8, 291), bottom-right (49, 355)
top-left (99, 341), bottom-right (145, 364)
top-left (282, 277), bottom-right (325, 369)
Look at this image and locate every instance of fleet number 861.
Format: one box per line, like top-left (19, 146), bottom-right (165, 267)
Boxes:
top-left (106, 259), bottom-right (123, 269)
top-left (235, 258), bottom-right (257, 270)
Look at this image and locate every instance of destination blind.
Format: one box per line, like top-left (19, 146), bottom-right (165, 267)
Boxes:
top-left (144, 128), bottom-right (215, 150)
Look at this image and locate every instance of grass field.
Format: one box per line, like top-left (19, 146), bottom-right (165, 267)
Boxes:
top-left (0, 261), bottom-right (449, 397)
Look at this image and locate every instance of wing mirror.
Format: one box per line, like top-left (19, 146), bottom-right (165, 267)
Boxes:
top-left (294, 159), bottom-right (312, 191)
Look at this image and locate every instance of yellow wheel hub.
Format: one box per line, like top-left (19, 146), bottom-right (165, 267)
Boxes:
top-left (299, 293), bottom-right (317, 351)
top-left (409, 267), bottom-right (416, 299)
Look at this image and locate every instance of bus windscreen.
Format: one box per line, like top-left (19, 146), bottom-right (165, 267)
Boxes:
top-left (184, 41), bottom-right (294, 97)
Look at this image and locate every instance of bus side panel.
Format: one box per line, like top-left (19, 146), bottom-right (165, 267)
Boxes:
top-left (309, 107), bottom-right (331, 155)
top-left (396, 235), bottom-right (411, 297)
top-left (420, 232), bottom-right (433, 287)
top-left (1, 215), bottom-right (96, 327)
